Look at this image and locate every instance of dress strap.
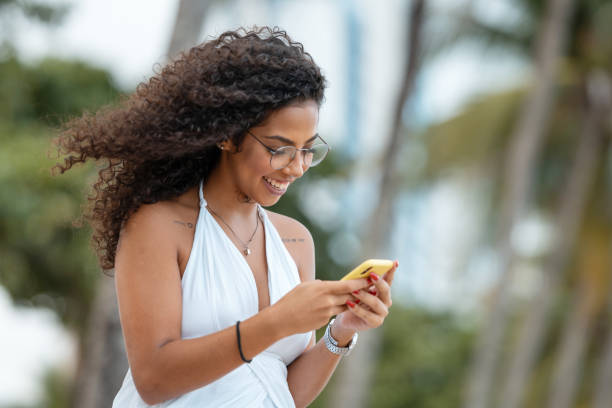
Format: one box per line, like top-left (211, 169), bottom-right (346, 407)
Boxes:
top-left (256, 203), bottom-right (267, 222)
top-left (198, 179), bottom-right (206, 208)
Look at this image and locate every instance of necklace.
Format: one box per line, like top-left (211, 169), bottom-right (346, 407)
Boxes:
top-left (206, 205), bottom-right (259, 256)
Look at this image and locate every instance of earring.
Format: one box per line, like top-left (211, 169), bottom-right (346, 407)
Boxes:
top-left (217, 143), bottom-right (224, 150)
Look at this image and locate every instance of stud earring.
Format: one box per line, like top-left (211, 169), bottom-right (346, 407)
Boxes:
top-left (217, 143), bottom-right (224, 150)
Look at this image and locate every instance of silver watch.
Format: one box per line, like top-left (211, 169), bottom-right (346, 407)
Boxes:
top-left (324, 318), bottom-right (358, 356)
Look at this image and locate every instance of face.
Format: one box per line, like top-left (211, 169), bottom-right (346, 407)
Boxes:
top-left (223, 99), bottom-right (320, 206)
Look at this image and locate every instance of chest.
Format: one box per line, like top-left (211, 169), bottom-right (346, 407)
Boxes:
top-left (177, 210), bottom-right (297, 311)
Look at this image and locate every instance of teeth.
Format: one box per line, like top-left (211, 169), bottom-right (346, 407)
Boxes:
top-left (264, 176), bottom-right (289, 190)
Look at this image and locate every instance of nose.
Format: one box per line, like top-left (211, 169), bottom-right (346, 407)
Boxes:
top-left (283, 150), bottom-right (308, 178)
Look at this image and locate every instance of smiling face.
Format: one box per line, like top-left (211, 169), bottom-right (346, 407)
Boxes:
top-left (222, 99), bottom-right (320, 207)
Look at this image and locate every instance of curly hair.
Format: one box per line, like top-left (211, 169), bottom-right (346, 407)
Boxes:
top-left (53, 26), bottom-right (327, 271)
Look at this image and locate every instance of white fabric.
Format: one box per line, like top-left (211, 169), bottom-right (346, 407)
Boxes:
top-left (113, 180), bottom-right (312, 407)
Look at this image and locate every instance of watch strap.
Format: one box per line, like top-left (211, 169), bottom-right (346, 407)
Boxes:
top-left (324, 318), bottom-right (358, 356)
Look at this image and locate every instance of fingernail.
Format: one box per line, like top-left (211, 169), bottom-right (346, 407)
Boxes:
top-left (353, 290), bottom-right (360, 295)
top-left (369, 290), bottom-right (377, 296)
top-left (346, 300), bottom-right (356, 308)
top-left (370, 273), bottom-right (379, 281)
top-left (354, 299), bottom-right (361, 304)
top-left (395, 260), bottom-right (399, 267)
top-left (367, 277), bottom-right (372, 284)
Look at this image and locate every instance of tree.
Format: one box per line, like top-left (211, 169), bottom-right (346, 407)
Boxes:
top-left (328, 1), bottom-right (426, 407)
top-left (166, 0), bottom-right (211, 60)
top-left (463, 0), bottom-right (577, 406)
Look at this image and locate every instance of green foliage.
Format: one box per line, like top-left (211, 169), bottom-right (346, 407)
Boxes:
top-left (0, 55), bottom-right (119, 126)
top-left (368, 307), bottom-right (474, 408)
top-left (310, 306), bottom-right (474, 408)
top-left (0, 0), bottom-right (69, 26)
top-left (0, 56), bottom-right (122, 332)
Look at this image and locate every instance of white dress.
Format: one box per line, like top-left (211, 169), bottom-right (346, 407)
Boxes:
top-left (112, 180), bottom-right (312, 407)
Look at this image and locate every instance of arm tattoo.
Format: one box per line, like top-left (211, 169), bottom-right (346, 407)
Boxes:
top-left (173, 220), bottom-right (194, 228)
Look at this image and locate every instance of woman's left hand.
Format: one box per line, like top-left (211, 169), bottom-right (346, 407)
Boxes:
top-left (334, 260), bottom-right (398, 333)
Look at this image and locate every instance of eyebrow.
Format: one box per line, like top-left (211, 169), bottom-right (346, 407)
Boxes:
top-left (264, 134), bottom-right (319, 146)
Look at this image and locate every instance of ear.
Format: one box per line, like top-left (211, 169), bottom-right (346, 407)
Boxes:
top-left (220, 139), bottom-right (239, 153)
top-left (216, 141), bottom-right (234, 151)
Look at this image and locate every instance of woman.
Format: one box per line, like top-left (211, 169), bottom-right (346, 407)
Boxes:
top-left (55, 26), bottom-right (398, 407)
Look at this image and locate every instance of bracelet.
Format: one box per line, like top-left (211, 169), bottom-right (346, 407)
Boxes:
top-left (236, 321), bottom-right (252, 363)
top-left (324, 318), bottom-right (358, 356)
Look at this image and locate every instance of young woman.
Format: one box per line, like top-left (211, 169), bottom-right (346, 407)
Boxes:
top-left (55, 26), bottom-right (397, 407)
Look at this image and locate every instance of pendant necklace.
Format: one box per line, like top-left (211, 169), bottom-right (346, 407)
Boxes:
top-left (206, 205), bottom-right (259, 256)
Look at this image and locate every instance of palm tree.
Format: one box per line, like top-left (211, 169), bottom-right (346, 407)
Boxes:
top-left (462, 0), bottom-right (578, 406)
top-left (328, 1), bottom-right (426, 407)
top-left (71, 2), bottom-right (215, 406)
top-left (166, 0), bottom-right (211, 59)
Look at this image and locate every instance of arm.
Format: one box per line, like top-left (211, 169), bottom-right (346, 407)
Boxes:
top-left (115, 205), bottom-right (369, 405)
top-left (115, 204), bottom-right (284, 404)
top-left (285, 221), bottom-right (397, 408)
top-left (284, 223), bottom-right (354, 407)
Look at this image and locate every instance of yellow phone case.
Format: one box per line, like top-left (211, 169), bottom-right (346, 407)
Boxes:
top-left (340, 259), bottom-right (394, 281)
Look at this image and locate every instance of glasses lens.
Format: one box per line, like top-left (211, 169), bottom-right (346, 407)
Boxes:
top-left (308, 144), bottom-right (329, 167)
top-left (270, 147), bottom-right (294, 170)
top-left (270, 143), bottom-right (329, 170)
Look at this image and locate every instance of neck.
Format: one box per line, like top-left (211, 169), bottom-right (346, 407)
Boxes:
top-left (201, 158), bottom-right (259, 224)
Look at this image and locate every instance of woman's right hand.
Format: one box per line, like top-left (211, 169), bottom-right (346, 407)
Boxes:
top-left (271, 279), bottom-right (371, 335)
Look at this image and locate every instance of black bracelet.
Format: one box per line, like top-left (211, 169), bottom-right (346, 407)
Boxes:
top-left (236, 321), bottom-right (252, 363)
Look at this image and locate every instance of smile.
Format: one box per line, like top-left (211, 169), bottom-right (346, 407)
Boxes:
top-left (263, 176), bottom-right (289, 191)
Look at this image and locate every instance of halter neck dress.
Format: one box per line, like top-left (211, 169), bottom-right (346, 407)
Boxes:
top-left (112, 180), bottom-right (313, 407)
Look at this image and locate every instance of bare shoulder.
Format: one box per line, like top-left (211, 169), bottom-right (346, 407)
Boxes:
top-left (264, 209), bottom-right (315, 282)
top-left (119, 201), bottom-right (186, 250)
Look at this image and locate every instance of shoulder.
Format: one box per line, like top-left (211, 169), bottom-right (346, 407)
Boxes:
top-left (264, 209), bottom-right (315, 282)
top-left (120, 200), bottom-right (188, 242)
top-left (118, 195), bottom-right (198, 262)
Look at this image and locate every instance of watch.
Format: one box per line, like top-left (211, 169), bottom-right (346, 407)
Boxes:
top-left (324, 318), bottom-right (358, 356)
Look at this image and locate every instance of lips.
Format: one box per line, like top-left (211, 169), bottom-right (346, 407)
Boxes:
top-left (263, 176), bottom-right (289, 191)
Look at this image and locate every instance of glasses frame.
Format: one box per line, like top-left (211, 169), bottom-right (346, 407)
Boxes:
top-left (246, 130), bottom-right (330, 170)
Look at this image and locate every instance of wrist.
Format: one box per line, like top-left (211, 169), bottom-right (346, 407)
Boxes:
top-left (330, 314), bottom-right (356, 347)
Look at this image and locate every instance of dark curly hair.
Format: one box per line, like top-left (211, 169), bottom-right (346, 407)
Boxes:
top-left (53, 26), bottom-right (327, 271)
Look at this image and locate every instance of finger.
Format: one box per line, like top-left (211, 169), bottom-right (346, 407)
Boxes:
top-left (331, 305), bottom-right (347, 316)
top-left (325, 278), bottom-right (370, 294)
top-left (383, 260), bottom-right (398, 285)
top-left (368, 272), bottom-right (392, 306)
top-left (332, 293), bottom-right (363, 306)
top-left (351, 290), bottom-right (388, 316)
top-left (346, 301), bottom-right (384, 328)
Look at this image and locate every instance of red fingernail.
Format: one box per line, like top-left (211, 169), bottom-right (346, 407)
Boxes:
top-left (354, 299), bottom-right (361, 304)
top-left (369, 290), bottom-right (377, 296)
top-left (346, 300), bottom-right (356, 308)
top-left (367, 277), bottom-right (372, 284)
top-left (353, 290), bottom-right (360, 295)
top-left (371, 273), bottom-right (379, 281)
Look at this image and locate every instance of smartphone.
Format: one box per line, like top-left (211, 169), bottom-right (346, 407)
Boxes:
top-left (340, 259), bottom-right (394, 281)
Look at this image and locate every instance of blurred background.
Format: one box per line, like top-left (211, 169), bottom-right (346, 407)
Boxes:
top-left (1, 0), bottom-right (612, 407)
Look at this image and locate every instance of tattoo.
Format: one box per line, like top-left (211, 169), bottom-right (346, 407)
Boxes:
top-left (282, 238), bottom-right (305, 243)
top-left (173, 220), bottom-right (194, 228)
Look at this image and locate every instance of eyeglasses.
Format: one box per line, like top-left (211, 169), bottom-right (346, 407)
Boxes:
top-left (247, 130), bottom-right (330, 170)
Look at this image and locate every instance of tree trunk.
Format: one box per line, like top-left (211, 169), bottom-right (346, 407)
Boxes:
top-left (328, 1), bottom-right (425, 407)
top-left (70, 275), bottom-right (127, 408)
top-left (593, 244), bottom-right (612, 408)
top-left (498, 71), bottom-right (610, 408)
top-left (166, 0), bottom-right (211, 60)
top-left (547, 274), bottom-right (600, 408)
top-left (463, 0), bottom-right (577, 407)
top-left (70, 4), bottom-right (213, 405)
